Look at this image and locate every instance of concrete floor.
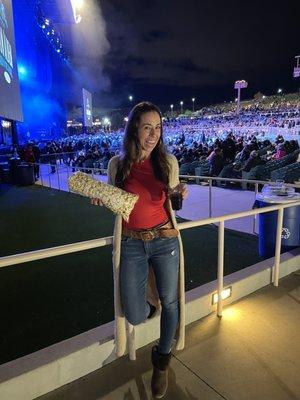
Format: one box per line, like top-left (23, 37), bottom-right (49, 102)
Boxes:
top-left (37, 271), bottom-right (300, 400)
top-left (178, 184), bottom-right (257, 234)
top-left (37, 165), bottom-right (258, 235)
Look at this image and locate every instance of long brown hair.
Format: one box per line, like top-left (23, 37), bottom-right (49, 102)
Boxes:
top-left (115, 102), bottom-right (170, 187)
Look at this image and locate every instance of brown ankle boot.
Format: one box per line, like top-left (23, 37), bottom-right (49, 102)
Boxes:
top-left (151, 345), bottom-right (171, 399)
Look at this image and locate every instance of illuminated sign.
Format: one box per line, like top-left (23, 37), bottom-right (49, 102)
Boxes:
top-left (0, 0), bottom-right (23, 121)
top-left (82, 88), bottom-right (93, 127)
top-left (0, 1), bottom-right (13, 83)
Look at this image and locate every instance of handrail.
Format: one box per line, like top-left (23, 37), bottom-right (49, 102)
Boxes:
top-left (179, 201), bottom-right (300, 227)
top-left (0, 236), bottom-right (113, 268)
top-left (1, 200), bottom-right (299, 264)
top-left (179, 174), bottom-right (299, 187)
top-left (35, 162), bottom-right (299, 232)
top-left (1, 199), bottom-right (299, 328)
top-left (34, 162), bottom-right (300, 187)
top-left (20, 160), bottom-right (300, 235)
top-left (40, 151), bottom-right (76, 158)
top-left (35, 163), bottom-right (105, 170)
top-left (1, 182), bottom-right (299, 360)
top-left (178, 173), bottom-right (299, 230)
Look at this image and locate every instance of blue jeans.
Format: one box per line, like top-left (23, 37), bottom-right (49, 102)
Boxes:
top-left (120, 236), bottom-right (179, 354)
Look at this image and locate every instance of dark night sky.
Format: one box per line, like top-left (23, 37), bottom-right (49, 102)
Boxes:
top-left (97, 0), bottom-right (299, 109)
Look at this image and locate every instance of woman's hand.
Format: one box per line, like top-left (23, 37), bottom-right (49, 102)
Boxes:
top-left (169, 183), bottom-right (188, 199)
top-left (90, 198), bottom-right (103, 206)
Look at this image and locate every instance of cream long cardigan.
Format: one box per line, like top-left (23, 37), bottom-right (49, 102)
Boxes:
top-left (107, 154), bottom-right (185, 358)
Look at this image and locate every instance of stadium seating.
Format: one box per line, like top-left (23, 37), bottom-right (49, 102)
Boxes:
top-left (195, 162), bottom-right (210, 183)
top-left (270, 162), bottom-right (300, 183)
top-left (179, 163), bottom-right (190, 175)
top-left (189, 160), bottom-right (203, 175)
top-left (258, 144), bottom-right (273, 156)
top-left (242, 149), bottom-right (300, 187)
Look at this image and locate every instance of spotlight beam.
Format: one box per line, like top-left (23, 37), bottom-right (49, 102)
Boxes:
top-left (70, 0), bottom-right (84, 24)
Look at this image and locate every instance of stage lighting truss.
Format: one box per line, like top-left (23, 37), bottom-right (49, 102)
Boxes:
top-left (35, 4), bottom-right (68, 61)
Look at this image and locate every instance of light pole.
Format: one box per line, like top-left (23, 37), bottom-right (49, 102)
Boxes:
top-left (180, 101), bottom-right (183, 114)
top-left (103, 117), bottom-right (111, 131)
top-left (234, 80), bottom-right (248, 115)
top-left (192, 98), bottom-right (195, 112)
top-left (170, 104), bottom-right (174, 116)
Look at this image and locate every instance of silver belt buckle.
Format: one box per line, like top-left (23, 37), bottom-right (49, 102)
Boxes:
top-left (141, 229), bottom-right (155, 241)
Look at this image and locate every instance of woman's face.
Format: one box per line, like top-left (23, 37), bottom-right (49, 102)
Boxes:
top-left (137, 111), bottom-right (161, 158)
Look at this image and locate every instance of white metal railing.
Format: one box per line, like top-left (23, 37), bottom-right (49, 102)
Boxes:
top-left (39, 151), bottom-right (77, 159)
top-left (21, 161), bottom-right (300, 234)
top-left (1, 183), bottom-right (300, 360)
top-left (26, 162), bottom-right (107, 192)
top-left (1, 200), bottom-right (300, 313)
top-left (34, 161), bottom-right (299, 192)
top-left (7, 160), bottom-right (300, 240)
top-left (179, 174), bottom-right (299, 233)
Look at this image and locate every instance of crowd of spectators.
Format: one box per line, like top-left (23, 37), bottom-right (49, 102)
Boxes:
top-left (11, 95), bottom-right (299, 182)
top-left (175, 133), bottom-right (299, 182)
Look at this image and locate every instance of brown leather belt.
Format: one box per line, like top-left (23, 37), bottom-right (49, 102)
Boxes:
top-left (122, 221), bottom-right (178, 242)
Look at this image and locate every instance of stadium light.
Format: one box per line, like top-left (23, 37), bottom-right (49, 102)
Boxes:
top-left (192, 98), bottom-right (195, 112)
top-left (277, 88), bottom-right (283, 94)
top-left (170, 104), bottom-right (174, 117)
top-left (103, 117), bottom-right (110, 126)
top-left (234, 80), bottom-right (248, 115)
top-left (73, 0), bottom-right (84, 8)
top-left (70, 0), bottom-right (84, 23)
top-left (124, 117), bottom-right (129, 122)
top-left (294, 55), bottom-right (300, 78)
top-left (1, 120), bottom-right (11, 128)
top-left (180, 101), bottom-right (183, 113)
top-left (129, 95), bottom-right (133, 101)
top-left (212, 287), bottom-right (232, 305)
top-left (18, 64), bottom-right (28, 81)
top-left (18, 65), bottom-right (27, 76)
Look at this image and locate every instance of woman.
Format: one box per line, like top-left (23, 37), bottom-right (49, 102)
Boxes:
top-left (272, 142), bottom-right (286, 160)
top-left (91, 102), bottom-right (187, 398)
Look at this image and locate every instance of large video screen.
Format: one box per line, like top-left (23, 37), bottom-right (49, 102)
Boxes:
top-left (82, 88), bottom-right (93, 127)
top-left (0, 0), bottom-right (23, 121)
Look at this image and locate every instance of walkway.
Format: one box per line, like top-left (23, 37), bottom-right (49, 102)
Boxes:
top-left (37, 271), bottom-right (300, 400)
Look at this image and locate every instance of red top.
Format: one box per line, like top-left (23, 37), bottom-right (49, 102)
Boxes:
top-left (123, 158), bottom-right (169, 230)
top-left (272, 149), bottom-right (286, 160)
